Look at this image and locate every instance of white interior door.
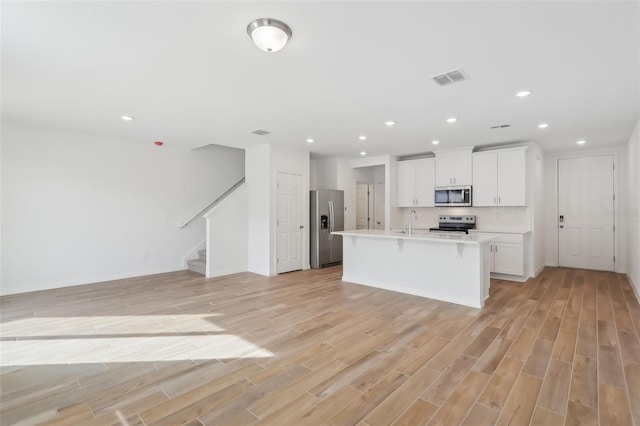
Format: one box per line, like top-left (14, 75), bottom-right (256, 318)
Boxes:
top-left (558, 156), bottom-right (614, 271)
top-left (355, 182), bottom-right (370, 229)
top-left (277, 172), bottom-right (303, 273)
top-left (374, 182), bottom-right (385, 229)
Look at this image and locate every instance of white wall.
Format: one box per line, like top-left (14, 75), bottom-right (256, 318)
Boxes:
top-left (246, 144), bottom-right (271, 275)
top-left (1, 121), bottom-right (245, 295)
top-left (543, 146), bottom-right (628, 273)
top-left (204, 183), bottom-right (248, 277)
top-left (246, 143), bottom-right (310, 276)
top-left (627, 119), bottom-right (640, 295)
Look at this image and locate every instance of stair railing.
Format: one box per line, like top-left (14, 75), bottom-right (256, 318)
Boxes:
top-left (179, 177), bottom-right (245, 228)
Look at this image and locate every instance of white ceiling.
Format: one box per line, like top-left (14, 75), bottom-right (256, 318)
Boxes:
top-left (2, 1), bottom-right (639, 158)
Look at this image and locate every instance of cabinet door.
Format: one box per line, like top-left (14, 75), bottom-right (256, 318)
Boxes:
top-left (472, 152), bottom-right (498, 206)
top-left (489, 243), bottom-right (496, 273)
top-left (452, 150), bottom-right (472, 185)
top-left (414, 158), bottom-right (435, 207)
top-left (435, 152), bottom-right (453, 187)
top-left (397, 160), bottom-right (416, 207)
top-left (497, 149), bottom-right (526, 206)
top-left (494, 242), bottom-right (524, 275)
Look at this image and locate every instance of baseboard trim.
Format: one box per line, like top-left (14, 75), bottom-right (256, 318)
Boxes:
top-left (0, 267), bottom-right (185, 297)
top-left (206, 268), bottom-right (248, 278)
top-left (628, 273), bottom-right (640, 303)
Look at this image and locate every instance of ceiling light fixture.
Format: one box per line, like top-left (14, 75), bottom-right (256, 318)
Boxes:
top-left (306, 138), bottom-right (314, 143)
top-left (576, 140), bottom-right (586, 145)
top-left (515, 90), bottom-right (532, 98)
top-left (247, 18), bottom-right (292, 53)
top-left (385, 121), bottom-right (395, 126)
top-left (121, 116), bottom-right (134, 121)
top-left (359, 135), bottom-right (367, 140)
top-left (446, 117), bottom-right (457, 123)
top-left (360, 151), bottom-right (367, 156)
top-left (432, 140), bottom-right (440, 145)
top-left (537, 123), bottom-right (549, 128)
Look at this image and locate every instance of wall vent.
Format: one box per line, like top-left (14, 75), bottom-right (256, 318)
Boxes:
top-left (490, 124), bottom-right (511, 129)
top-left (251, 129), bottom-right (270, 136)
top-left (432, 69), bottom-right (469, 86)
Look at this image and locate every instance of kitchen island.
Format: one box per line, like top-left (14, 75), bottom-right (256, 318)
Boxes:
top-left (332, 229), bottom-right (495, 308)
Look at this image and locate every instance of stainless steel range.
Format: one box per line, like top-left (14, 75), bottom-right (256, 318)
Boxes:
top-left (429, 215), bottom-right (476, 234)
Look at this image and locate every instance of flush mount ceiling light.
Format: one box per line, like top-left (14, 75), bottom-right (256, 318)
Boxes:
top-left (306, 138), bottom-right (314, 143)
top-left (385, 121), bottom-right (395, 126)
top-left (121, 115), bottom-right (134, 121)
top-left (576, 139), bottom-right (586, 145)
top-left (537, 123), bottom-right (549, 128)
top-left (360, 151), bottom-right (367, 156)
top-left (247, 18), bottom-right (292, 53)
top-left (446, 117), bottom-right (457, 123)
top-left (515, 90), bottom-right (532, 98)
top-left (359, 135), bottom-right (367, 140)
top-left (431, 140), bottom-right (440, 145)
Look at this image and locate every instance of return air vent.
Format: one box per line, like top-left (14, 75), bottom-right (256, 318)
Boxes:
top-left (432, 69), bottom-right (469, 86)
top-left (490, 124), bottom-right (511, 129)
top-left (251, 129), bottom-right (270, 136)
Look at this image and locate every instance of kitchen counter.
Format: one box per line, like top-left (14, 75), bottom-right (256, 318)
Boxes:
top-left (335, 229), bottom-right (495, 244)
top-left (332, 229), bottom-right (493, 308)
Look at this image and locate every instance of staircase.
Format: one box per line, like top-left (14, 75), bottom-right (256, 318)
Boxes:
top-left (187, 250), bottom-right (206, 275)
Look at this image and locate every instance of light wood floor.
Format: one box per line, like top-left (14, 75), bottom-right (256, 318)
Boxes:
top-left (1, 266), bottom-right (639, 426)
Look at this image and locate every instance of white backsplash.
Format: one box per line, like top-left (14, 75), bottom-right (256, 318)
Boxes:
top-left (393, 206), bottom-right (531, 230)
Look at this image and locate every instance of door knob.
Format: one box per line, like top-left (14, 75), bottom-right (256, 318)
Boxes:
top-left (299, 225), bottom-right (304, 229)
top-left (559, 225), bottom-right (564, 229)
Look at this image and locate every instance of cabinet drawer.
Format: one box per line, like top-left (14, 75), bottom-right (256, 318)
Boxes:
top-left (493, 233), bottom-right (523, 244)
top-left (470, 232), bottom-right (523, 244)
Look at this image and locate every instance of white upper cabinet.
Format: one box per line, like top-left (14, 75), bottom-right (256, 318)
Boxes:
top-left (435, 149), bottom-right (473, 187)
top-left (397, 158), bottom-right (435, 207)
top-left (472, 147), bottom-right (527, 206)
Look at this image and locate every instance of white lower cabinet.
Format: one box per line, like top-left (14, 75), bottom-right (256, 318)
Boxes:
top-left (493, 242), bottom-right (524, 275)
top-left (474, 232), bottom-right (524, 278)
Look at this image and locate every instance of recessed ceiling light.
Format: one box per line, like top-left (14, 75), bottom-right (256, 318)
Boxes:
top-left (431, 140), bottom-right (440, 145)
top-left (359, 135), bottom-right (367, 141)
top-left (360, 151), bottom-right (367, 156)
top-left (121, 115), bottom-right (134, 121)
top-left (306, 138), bottom-right (314, 143)
top-left (446, 117), bottom-right (457, 123)
top-left (576, 140), bottom-right (586, 145)
top-left (537, 123), bottom-right (549, 129)
top-left (515, 90), bottom-right (531, 98)
top-left (385, 121), bottom-right (395, 126)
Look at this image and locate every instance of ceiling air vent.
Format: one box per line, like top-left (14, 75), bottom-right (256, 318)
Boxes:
top-left (490, 124), bottom-right (511, 129)
top-left (432, 69), bottom-right (469, 86)
top-left (251, 129), bottom-right (270, 136)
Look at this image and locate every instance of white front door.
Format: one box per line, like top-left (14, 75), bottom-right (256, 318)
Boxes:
top-left (375, 182), bottom-right (385, 229)
top-left (558, 156), bottom-right (614, 271)
top-left (276, 172), bottom-right (303, 273)
top-left (356, 182), bottom-right (370, 229)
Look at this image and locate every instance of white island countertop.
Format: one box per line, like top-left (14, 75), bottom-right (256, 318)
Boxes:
top-left (333, 228), bottom-right (494, 308)
top-left (333, 229), bottom-right (495, 245)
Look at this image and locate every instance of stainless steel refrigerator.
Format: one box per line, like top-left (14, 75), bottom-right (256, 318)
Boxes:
top-left (310, 189), bottom-right (344, 268)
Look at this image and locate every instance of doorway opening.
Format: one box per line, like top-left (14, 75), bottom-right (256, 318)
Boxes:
top-left (354, 165), bottom-right (385, 230)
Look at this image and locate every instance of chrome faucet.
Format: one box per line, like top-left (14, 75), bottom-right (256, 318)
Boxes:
top-left (408, 209), bottom-right (417, 236)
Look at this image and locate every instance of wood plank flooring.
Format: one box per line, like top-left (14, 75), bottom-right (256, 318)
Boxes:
top-left (1, 266), bottom-right (639, 425)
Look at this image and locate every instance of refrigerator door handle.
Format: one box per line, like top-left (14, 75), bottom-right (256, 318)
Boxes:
top-left (328, 201), bottom-right (334, 240)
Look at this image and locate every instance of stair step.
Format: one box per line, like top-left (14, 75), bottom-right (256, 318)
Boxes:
top-left (187, 259), bottom-right (206, 275)
top-left (198, 249), bottom-right (206, 260)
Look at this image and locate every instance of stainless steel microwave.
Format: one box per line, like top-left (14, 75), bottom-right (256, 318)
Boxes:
top-left (434, 186), bottom-right (472, 207)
